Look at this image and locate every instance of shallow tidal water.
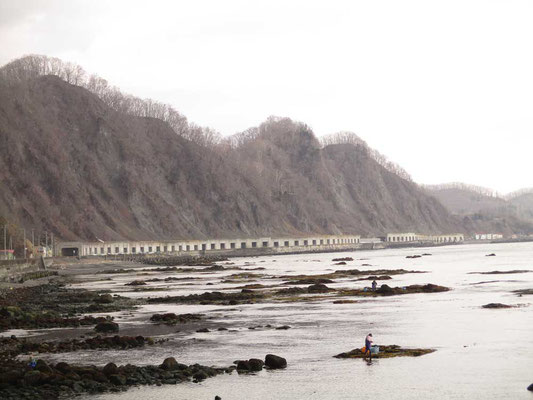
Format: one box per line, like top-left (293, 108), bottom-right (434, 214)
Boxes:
top-left (66, 242), bottom-right (532, 399)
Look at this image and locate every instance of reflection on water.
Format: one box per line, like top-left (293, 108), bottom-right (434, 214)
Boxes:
top-left (65, 242), bottom-right (532, 399)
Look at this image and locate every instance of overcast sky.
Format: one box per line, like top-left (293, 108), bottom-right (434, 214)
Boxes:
top-left (1, 0), bottom-right (532, 193)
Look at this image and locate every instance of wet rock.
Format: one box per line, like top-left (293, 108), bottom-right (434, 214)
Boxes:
top-left (275, 325), bottom-right (291, 330)
top-left (248, 359), bottom-right (264, 371)
top-left (265, 354), bottom-right (287, 369)
top-left (513, 289), bottom-right (533, 296)
top-left (125, 280), bottom-right (146, 286)
top-left (288, 278), bottom-right (334, 285)
top-left (236, 360), bottom-right (250, 371)
top-left (141, 255), bottom-right (228, 267)
top-left (335, 345), bottom-right (435, 359)
top-left (527, 383), bottom-right (533, 391)
top-left (332, 257), bottom-right (353, 262)
top-left (150, 313), bottom-right (202, 324)
top-left (193, 370), bottom-right (208, 381)
top-left (307, 283), bottom-right (333, 293)
top-left (215, 396), bottom-right (222, 400)
top-left (94, 321), bottom-right (119, 333)
top-left (470, 270), bottom-right (532, 275)
top-left (103, 363), bottom-right (119, 376)
top-left (486, 253), bottom-right (496, 256)
top-left (482, 303), bottom-right (512, 309)
top-left (109, 374), bottom-right (126, 385)
top-left (196, 328), bottom-right (210, 333)
top-left (376, 284), bottom-right (393, 294)
top-left (95, 294), bottom-right (114, 304)
top-left (148, 290), bottom-right (263, 305)
top-left (276, 287), bottom-right (306, 295)
top-left (161, 357), bottom-right (178, 370)
top-left (334, 261), bottom-right (347, 265)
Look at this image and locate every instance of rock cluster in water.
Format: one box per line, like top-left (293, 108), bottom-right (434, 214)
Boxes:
top-left (334, 345), bottom-right (435, 359)
top-left (235, 354), bottom-right (287, 372)
top-left (0, 357), bottom-right (228, 399)
top-left (0, 335), bottom-right (155, 358)
top-left (150, 313), bottom-right (203, 325)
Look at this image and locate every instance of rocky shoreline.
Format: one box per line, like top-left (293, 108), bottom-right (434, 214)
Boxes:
top-left (0, 356), bottom-right (229, 399)
top-left (0, 255), bottom-right (457, 398)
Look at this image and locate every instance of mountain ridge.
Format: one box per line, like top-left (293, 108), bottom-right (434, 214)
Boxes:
top-left (1, 55), bottom-right (531, 240)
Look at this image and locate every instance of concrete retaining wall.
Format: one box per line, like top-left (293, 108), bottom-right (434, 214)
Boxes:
top-left (0, 259), bottom-right (39, 281)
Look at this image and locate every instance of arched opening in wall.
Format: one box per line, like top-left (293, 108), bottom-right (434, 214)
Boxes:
top-left (61, 247), bottom-right (79, 256)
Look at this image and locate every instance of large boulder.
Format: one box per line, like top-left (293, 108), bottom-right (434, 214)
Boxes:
top-left (94, 321), bottom-right (119, 333)
top-left (161, 357), bottom-right (179, 370)
top-left (376, 284), bottom-right (394, 294)
top-left (248, 359), bottom-right (264, 371)
top-left (103, 362), bottom-right (119, 376)
top-left (264, 354), bottom-right (287, 369)
top-left (527, 383), bottom-right (533, 392)
top-left (236, 360), bottom-right (250, 371)
top-left (307, 284), bottom-right (332, 293)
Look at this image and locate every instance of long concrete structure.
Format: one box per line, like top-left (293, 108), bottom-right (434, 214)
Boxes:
top-left (386, 232), bottom-right (464, 244)
top-left (57, 234), bottom-right (361, 257)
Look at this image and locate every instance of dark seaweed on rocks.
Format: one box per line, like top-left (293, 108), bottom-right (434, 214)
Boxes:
top-left (0, 335), bottom-right (156, 359)
top-left (335, 345), bottom-right (435, 359)
top-left (0, 357), bottom-right (230, 399)
top-left (0, 284), bottom-right (136, 332)
top-left (141, 256), bottom-right (228, 267)
top-left (150, 313), bottom-right (203, 324)
top-left (147, 291), bottom-right (264, 305)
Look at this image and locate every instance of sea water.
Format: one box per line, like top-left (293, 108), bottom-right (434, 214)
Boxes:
top-left (64, 242), bottom-right (533, 399)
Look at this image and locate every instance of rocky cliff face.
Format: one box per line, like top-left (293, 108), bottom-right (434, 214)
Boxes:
top-left (0, 74), bottom-right (463, 240)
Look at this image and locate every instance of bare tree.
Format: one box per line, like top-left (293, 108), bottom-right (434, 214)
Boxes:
top-left (0, 54), bottom-right (217, 148)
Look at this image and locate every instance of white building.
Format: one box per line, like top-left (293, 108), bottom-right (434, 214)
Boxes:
top-left (56, 234), bottom-right (361, 257)
top-left (386, 233), bottom-right (419, 243)
top-left (474, 233), bottom-right (503, 240)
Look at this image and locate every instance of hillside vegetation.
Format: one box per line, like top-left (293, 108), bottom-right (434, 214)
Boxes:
top-left (0, 55), bottom-right (527, 241)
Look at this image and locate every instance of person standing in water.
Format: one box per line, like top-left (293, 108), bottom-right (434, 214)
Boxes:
top-left (365, 333), bottom-right (373, 359)
top-left (371, 280), bottom-right (377, 291)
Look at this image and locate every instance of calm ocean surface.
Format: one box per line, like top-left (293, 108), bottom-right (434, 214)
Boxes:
top-left (65, 242), bottom-right (532, 399)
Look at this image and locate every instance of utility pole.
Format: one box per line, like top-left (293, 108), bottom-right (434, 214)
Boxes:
top-left (32, 229), bottom-right (35, 256)
top-left (3, 225), bottom-right (6, 260)
top-left (23, 228), bottom-right (26, 259)
top-left (51, 233), bottom-right (54, 257)
top-left (45, 231), bottom-right (48, 257)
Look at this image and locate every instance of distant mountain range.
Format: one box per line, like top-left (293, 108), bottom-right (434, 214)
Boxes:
top-left (424, 183), bottom-right (533, 235)
top-left (0, 55), bottom-right (532, 241)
